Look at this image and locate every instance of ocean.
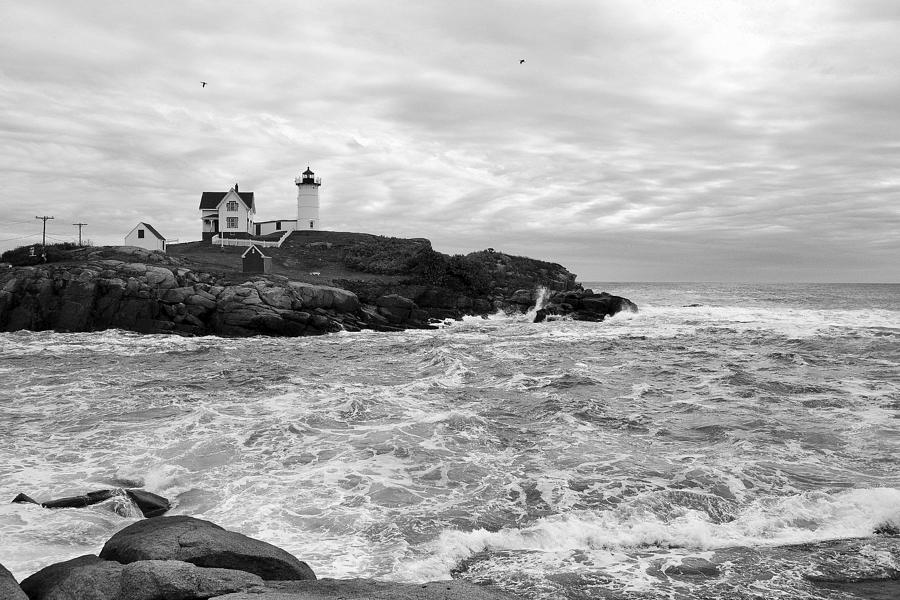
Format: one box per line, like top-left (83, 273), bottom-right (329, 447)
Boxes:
top-left (1, 282), bottom-right (898, 599)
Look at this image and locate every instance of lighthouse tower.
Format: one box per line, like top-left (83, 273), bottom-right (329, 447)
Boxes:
top-left (295, 166), bottom-right (321, 230)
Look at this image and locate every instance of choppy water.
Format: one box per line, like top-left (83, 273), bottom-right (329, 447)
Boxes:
top-left (1, 282), bottom-right (898, 599)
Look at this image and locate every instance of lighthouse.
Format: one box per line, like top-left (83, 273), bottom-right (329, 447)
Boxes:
top-left (295, 167), bottom-right (321, 230)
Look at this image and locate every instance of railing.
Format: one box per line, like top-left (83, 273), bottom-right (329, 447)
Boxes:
top-left (210, 230), bottom-right (292, 248)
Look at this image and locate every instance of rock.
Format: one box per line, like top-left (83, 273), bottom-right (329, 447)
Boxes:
top-left (507, 289), bottom-right (536, 306)
top-left (535, 290), bottom-right (637, 323)
top-left (213, 578), bottom-right (517, 600)
top-left (19, 554), bottom-right (263, 600)
top-left (11, 492), bottom-right (39, 504)
top-left (288, 282), bottom-right (360, 313)
top-left (375, 294), bottom-right (417, 324)
top-left (0, 562), bottom-right (27, 600)
top-left (124, 489), bottom-right (171, 518)
top-left (11, 488), bottom-right (171, 518)
top-left (19, 554), bottom-right (122, 600)
top-left (120, 560), bottom-right (264, 600)
top-left (662, 557), bottom-right (721, 577)
top-left (99, 516), bottom-right (316, 581)
top-left (144, 266), bottom-right (176, 288)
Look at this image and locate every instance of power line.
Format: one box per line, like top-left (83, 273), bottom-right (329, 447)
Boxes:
top-left (35, 215), bottom-right (54, 247)
top-left (0, 233), bottom-right (40, 243)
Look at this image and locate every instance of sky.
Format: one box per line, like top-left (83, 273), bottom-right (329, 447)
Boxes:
top-left (1, 1), bottom-right (898, 282)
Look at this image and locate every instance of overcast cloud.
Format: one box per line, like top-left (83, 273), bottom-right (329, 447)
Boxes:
top-left (1, 0), bottom-right (898, 281)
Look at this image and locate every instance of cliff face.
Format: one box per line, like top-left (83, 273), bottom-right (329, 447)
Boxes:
top-left (0, 258), bottom-right (421, 337)
top-left (0, 236), bottom-right (635, 337)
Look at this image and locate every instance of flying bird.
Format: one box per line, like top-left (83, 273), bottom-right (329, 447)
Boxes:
top-left (201, 81), bottom-right (207, 87)
top-left (520, 59), bottom-right (525, 64)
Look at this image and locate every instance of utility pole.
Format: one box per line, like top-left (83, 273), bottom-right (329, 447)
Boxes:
top-left (35, 215), bottom-right (54, 247)
top-left (73, 222), bottom-right (88, 246)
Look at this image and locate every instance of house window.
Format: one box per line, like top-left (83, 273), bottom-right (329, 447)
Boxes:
top-left (276, 221), bottom-right (281, 229)
top-left (138, 230), bottom-right (145, 238)
top-left (226, 217), bottom-right (238, 229)
top-left (226, 201), bottom-right (239, 211)
top-left (309, 221), bottom-right (314, 229)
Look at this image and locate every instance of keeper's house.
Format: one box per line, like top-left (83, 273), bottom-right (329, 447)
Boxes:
top-left (124, 222), bottom-right (167, 252)
top-left (199, 184), bottom-right (255, 241)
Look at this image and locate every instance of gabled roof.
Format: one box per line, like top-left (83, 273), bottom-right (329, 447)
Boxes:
top-left (241, 244), bottom-right (269, 259)
top-left (199, 190), bottom-right (255, 210)
top-left (132, 222), bottom-right (166, 240)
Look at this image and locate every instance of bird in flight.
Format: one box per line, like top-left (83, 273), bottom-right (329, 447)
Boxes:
top-left (201, 81), bottom-right (207, 88)
top-left (520, 59), bottom-right (525, 64)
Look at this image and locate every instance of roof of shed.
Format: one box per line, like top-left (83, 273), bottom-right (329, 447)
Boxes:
top-left (136, 222), bottom-right (166, 240)
top-left (241, 244), bottom-right (270, 259)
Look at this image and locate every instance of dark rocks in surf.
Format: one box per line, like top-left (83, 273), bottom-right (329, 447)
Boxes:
top-left (99, 515), bottom-right (317, 581)
top-left (124, 489), bottom-right (171, 518)
top-left (215, 578), bottom-right (520, 599)
top-left (0, 562), bottom-right (27, 600)
top-left (15, 516), bottom-right (519, 600)
top-left (661, 557), bottom-right (721, 577)
top-left (533, 289), bottom-right (638, 323)
top-left (11, 488), bottom-right (171, 518)
top-left (19, 554), bottom-right (264, 600)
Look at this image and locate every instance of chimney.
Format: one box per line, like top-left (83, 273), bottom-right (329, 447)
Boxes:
top-left (234, 182), bottom-right (239, 192)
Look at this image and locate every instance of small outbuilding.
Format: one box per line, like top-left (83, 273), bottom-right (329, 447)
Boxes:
top-left (124, 222), bottom-right (167, 252)
top-left (242, 244), bottom-right (271, 273)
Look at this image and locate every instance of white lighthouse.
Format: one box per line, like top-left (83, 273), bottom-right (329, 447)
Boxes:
top-left (295, 166), bottom-right (321, 230)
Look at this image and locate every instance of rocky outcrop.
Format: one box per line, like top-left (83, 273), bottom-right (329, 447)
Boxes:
top-left (507, 288), bottom-right (639, 322)
top-left (19, 554), bottom-right (264, 600)
top-left (99, 516), bottom-right (316, 581)
top-left (0, 260), bottom-right (430, 337)
top-left (12, 516), bottom-right (517, 600)
top-left (0, 243), bottom-right (636, 335)
top-left (0, 562), bottom-right (27, 600)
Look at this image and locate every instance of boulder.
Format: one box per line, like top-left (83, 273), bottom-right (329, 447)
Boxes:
top-left (99, 516), bottom-right (316, 581)
top-left (212, 578), bottom-right (517, 600)
top-left (19, 555), bottom-right (263, 600)
top-left (120, 560), bottom-right (264, 600)
top-left (20, 554), bottom-right (122, 600)
top-left (0, 562), bottom-right (27, 600)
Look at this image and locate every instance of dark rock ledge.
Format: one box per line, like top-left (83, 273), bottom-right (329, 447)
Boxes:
top-left (0, 258), bottom-right (637, 337)
top-left (4, 515), bottom-right (516, 600)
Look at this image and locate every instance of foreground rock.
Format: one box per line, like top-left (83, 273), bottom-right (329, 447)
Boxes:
top-left (0, 562), bottom-right (27, 600)
top-left (12, 515), bottom-right (517, 600)
top-left (99, 516), bottom-right (316, 581)
top-left (20, 554), bottom-right (264, 600)
top-left (215, 578), bottom-right (517, 599)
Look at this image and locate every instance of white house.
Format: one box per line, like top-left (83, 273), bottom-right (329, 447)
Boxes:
top-left (124, 222), bottom-right (167, 252)
top-left (199, 183), bottom-right (256, 241)
top-left (202, 168), bottom-right (322, 243)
